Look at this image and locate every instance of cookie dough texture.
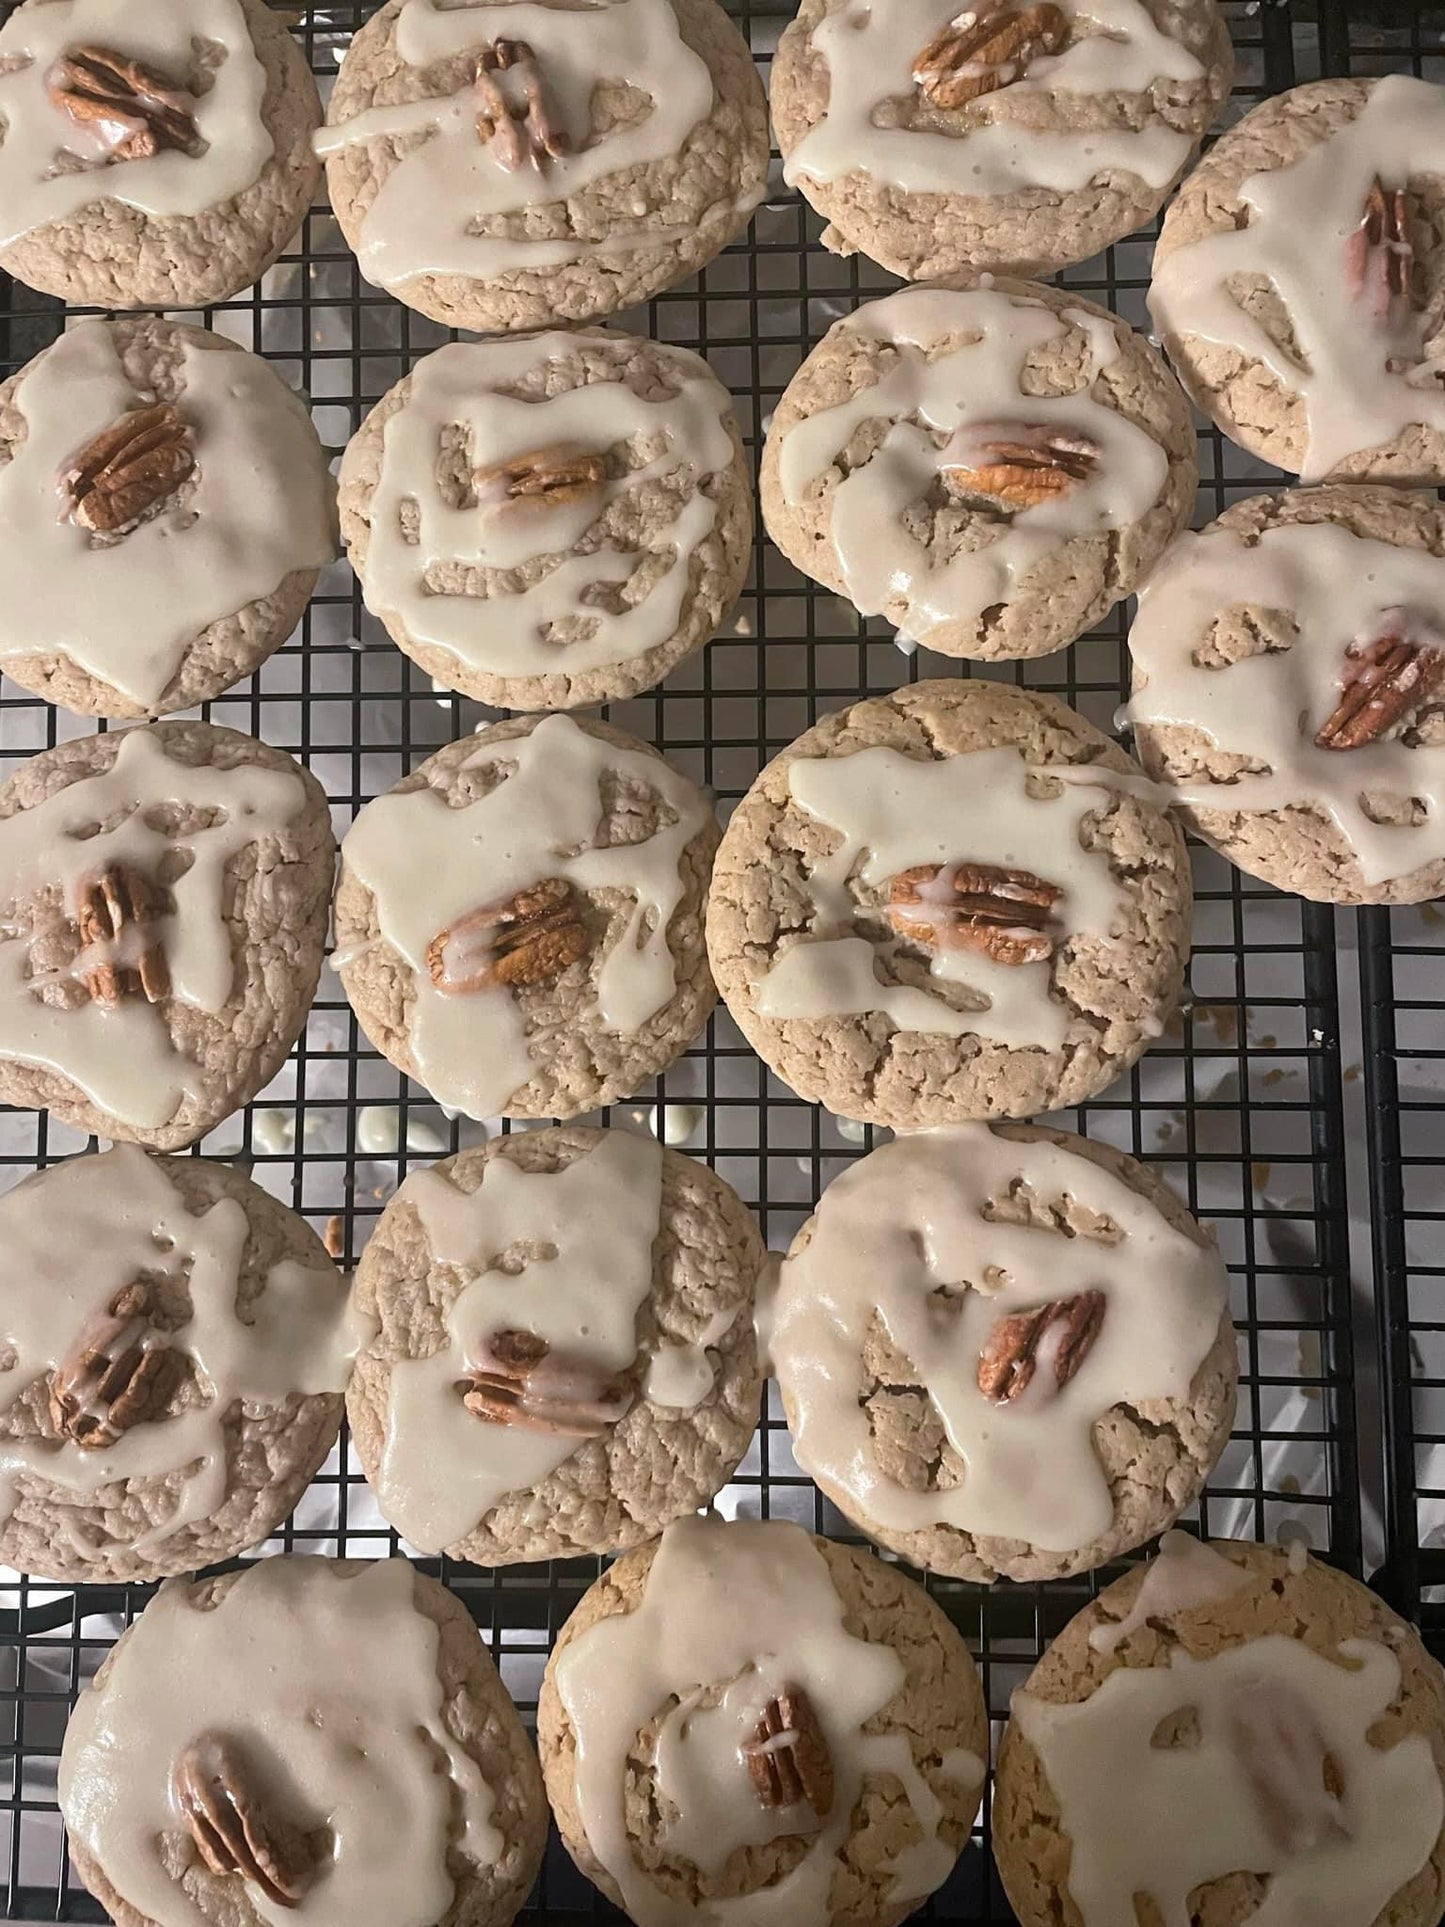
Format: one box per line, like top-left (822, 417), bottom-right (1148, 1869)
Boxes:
top-left (323, 0), bottom-right (769, 333)
top-left (0, 0), bottom-right (322, 309)
top-left (770, 0), bottom-right (1233, 280)
top-left (349, 1125), bottom-right (767, 1565)
top-left (0, 722), bottom-right (334, 1152)
top-left (336, 715), bottom-right (719, 1121)
top-left (1131, 485), bottom-right (1445, 906)
top-left (994, 1542), bottom-right (1445, 1927)
top-left (338, 329), bottom-right (753, 711)
top-left (706, 680), bottom-right (1193, 1125)
top-left (538, 1529), bottom-right (988, 1925)
top-left (760, 275), bottom-right (1198, 661)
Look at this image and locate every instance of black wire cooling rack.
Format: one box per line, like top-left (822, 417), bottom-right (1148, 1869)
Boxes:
top-left (1, 0), bottom-right (1440, 1919)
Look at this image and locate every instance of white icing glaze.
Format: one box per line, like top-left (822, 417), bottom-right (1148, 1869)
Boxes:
top-left (0, 1145), bottom-right (358, 1550)
top-left (1013, 1624), bottom-right (1443, 1926)
top-left (786, 0), bottom-right (1203, 199)
top-left (59, 1558), bottom-right (502, 1927)
top-left (1127, 519), bottom-right (1445, 886)
top-left (0, 727), bottom-right (308, 1129)
top-left (1149, 75), bottom-right (1445, 481)
top-left (752, 742), bottom-right (1129, 1051)
top-left (1088, 1531), bottom-right (1249, 1654)
top-left (773, 1126), bottom-right (1228, 1552)
top-left (775, 286), bottom-right (1169, 648)
top-left (643, 1300), bottom-right (740, 1407)
top-left (374, 1131), bottom-right (661, 1552)
top-left (339, 714), bottom-right (711, 1120)
top-left (553, 1513), bottom-right (968, 1924)
top-left (0, 0), bottom-right (272, 249)
top-left (0, 323), bottom-right (334, 708)
top-left (360, 335), bottom-right (735, 680)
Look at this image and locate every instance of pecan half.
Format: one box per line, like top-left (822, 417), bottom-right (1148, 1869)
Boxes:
top-left (61, 402), bottom-right (195, 537)
top-left (460, 1328), bottom-right (632, 1436)
top-left (174, 1733), bottom-right (313, 1908)
top-left (426, 878), bottom-right (588, 995)
top-left (474, 39), bottom-right (570, 171)
top-left (1345, 178), bottom-right (1415, 329)
top-left (473, 443), bottom-right (608, 510)
top-left (942, 421), bottom-right (1098, 510)
top-left (47, 44), bottom-right (199, 161)
top-left (49, 1280), bottom-right (177, 1449)
top-left (1224, 1681), bottom-right (1350, 1856)
top-left (1314, 620), bottom-right (1445, 750)
top-left (913, 2), bottom-right (1068, 110)
top-left (889, 861), bottom-right (1061, 967)
top-left (743, 1687), bottom-right (834, 1816)
top-left (977, 1290), bottom-right (1105, 1405)
top-left (75, 865), bottom-right (170, 1006)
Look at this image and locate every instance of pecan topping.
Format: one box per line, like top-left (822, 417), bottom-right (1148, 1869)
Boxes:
top-left (977, 1290), bottom-right (1105, 1405)
top-left (49, 1280), bottom-right (176, 1449)
top-left (743, 1687), bottom-right (835, 1816)
top-left (47, 44), bottom-right (199, 162)
top-left (1345, 178), bottom-right (1415, 329)
top-left (75, 865), bottom-right (170, 1006)
top-left (913, 2), bottom-right (1068, 110)
top-left (474, 39), bottom-right (569, 171)
top-left (62, 402), bottom-right (195, 537)
top-left (1314, 619), bottom-right (1445, 750)
top-left (889, 861), bottom-right (1062, 967)
top-left (472, 443), bottom-right (608, 511)
top-left (174, 1734), bottom-right (313, 1909)
top-left (460, 1328), bottom-right (632, 1436)
top-left (942, 421), bottom-right (1098, 510)
top-left (1224, 1682), bottom-right (1350, 1856)
top-left (426, 878), bottom-right (588, 995)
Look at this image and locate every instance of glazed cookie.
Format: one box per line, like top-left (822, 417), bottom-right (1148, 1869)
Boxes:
top-left (1129, 486), bottom-right (1445, 906)
top-left (349, 1126), bottom-right (765, 1565)
top-left (706, 680), bottom-right (1192, 1126)
top-left (0, 1145), bottom-right (356, 1585)
top-left (0, 0), bottom-right (322, 309)
top-left (0, 319), bottom-right (336, 720)
top-left (1151, 75), bottom-right (1445, 483)
top-left (995, 1535), bottom-right (1445, 1927)
top-left (760, 278), bottom-right (1196, 660)
top-left (538, 1513), bottom-right (989, 1926)
top-left (337, 712), bottom-right (718, 1122)
top-left (338, 329), bottom-right (751, 711)
top-left (0, 721), bottom-right (334, 1151)
top-left (772, 0), bottom-right (1232, 281)
top-left (317, 0), bottom-right (769, 333)
top-left (59, 1557), bottom-right (546, 1927)
top-left (773, 1123), bottom-right (1236, 1585)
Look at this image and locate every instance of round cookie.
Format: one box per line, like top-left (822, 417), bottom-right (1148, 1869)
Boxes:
top-left (772, 0), bottom-right (1232, 281)
top-left (59, 1556), bottom-right (546, 1927)
top-left (538, 1513), bottom-right (988, 1926)
top-left (349, 1125), bottom-right (766, 1566)
top-left (0, 318), bottom-right (336, 720)
top-left (0, 720), bottom-right (334, 1152)
top-left (994, 1536), bottom-right (1445, 1927)
top-left (760, 277), bottom-right (1196, 661)
top-left (1128, 485), bottom-right (1445, 906)
top-left (338, 329), bottom-right (751, 711)
top-left (0, 0), bottom-right (322, 309)
top-left (318, 0), bottom-right (769, 334)
top-left (0, 1144), bottom-right (354, 1585)
top-left (773, 1122), bottom-right (1236, 1585)
top-left (1150, 75), bottom-right (1445, 483)
top-left (337, 712), bottom-right (718, 1123)
top-left (705, 679), bottom-right (1192, 1126)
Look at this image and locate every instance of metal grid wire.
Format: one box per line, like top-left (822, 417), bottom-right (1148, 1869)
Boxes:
top-left (0, 0), bottom-right (1424, 1917)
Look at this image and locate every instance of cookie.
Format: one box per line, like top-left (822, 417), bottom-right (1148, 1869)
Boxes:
top-left (538, 1513), bottom-right (988, 1926)
top-left (706, 680), bottom-right (1192, 1126)
top-left (994, 1535), bottom-right (1445, 1927)
top-left (0, 0), bottom-right (322, 309)
top-left (774, 1122), bottom-right (1236, 1585)
top-left (349, 1125), bottom-right (765, 1566)
top-left (1151, 75), bottom-right (1445, 483)
top-left (0, 319), bottom-right (336, 721)
top-left (59, 1556), bottom-right (546, 1927)
top-left (337, 712), bottom-right (718, 1123)
top-left (317, 0), bottom-right (769, 334)
top-left (338, 329), bottom-right (751, 711)
top-left (772, 0), bottom-right (1232, 281)
top-left (0, 721), bottom-right (334, 1152)
top-left (760, 277), bottom-right (1196, 660)
top-left (1128, 485), bottom-right (1445, 906)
